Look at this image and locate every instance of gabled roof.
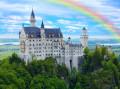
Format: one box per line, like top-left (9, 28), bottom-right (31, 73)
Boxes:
top-left (23, 27), bottom-right (63, 38)
top-left (69, 44), bottom-right (82, 47)
top-left (24, 27), bottom-right (40, 38)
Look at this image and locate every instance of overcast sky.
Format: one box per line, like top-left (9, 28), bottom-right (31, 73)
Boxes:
top-left (0, 0), bottom-right (120, 39)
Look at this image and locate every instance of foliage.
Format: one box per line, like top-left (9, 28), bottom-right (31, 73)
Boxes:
top-left (0, 53), bottom-right (68, 89)
top-left (0, 46), bottom-right (120, 89)
top-left (84, 47), bottom-right (90, 59)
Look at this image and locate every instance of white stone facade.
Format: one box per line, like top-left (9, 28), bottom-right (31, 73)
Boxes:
top-left (18, 9), bottom-right (88, 71)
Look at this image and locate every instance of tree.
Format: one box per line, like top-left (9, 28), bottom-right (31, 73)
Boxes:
top-left (9, 53), bottom-right (24, 64)
top-left (74, 82), bottom-right (82, 89)
top-left (101, 47), bottom-right (107, 58)
top-left (84, 47), bottom-right (90, 59)
top-left (57, 63), bottom-right (70, 79)
top-left (72, 67), bottom-right (77, 76)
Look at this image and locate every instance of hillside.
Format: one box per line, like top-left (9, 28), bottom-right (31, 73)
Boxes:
top-left (0, 46), bottom-right (120, 89)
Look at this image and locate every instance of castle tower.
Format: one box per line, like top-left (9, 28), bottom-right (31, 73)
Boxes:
top-left (67, 37), bottom-right (71, 44)
top-left (41, 20), bottom-right (45, 35)
top-left (40, 20), bottom-right (45, 59)
top-left (80, 27), bottom-right (88, 48)
top-left (30, 8), bottom-right (36, 27)
top-left (108, 46), bottom-right (112, 53)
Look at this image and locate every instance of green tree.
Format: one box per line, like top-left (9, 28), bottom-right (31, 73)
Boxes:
top-left (74, 82), bottom-right (82, 89)
top-left (72, 67), bottom-right (77, 76)
top-left (84, 47), bottom-right (90, 60)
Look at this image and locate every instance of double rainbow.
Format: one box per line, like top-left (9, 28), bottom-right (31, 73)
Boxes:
top-left (44, 0), bottom-right (120, 41)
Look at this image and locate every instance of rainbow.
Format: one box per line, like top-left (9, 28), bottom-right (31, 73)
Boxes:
top-left (43, 0), bottom-right (120, 41)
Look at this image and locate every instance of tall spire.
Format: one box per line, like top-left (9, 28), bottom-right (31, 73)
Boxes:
top-left (31, 7), bottom-right (35, 18)
top-left (30, 7), bottom-right (36, 27)
top-left (22, 23), bottom-right (24, 29)
top-left (41, 20), bottom-right (44, 28)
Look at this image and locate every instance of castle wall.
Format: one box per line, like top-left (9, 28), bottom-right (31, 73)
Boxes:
top-left (18, 9), bottom-right (88, 71)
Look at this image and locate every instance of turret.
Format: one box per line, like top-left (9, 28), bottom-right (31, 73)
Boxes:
top-left (108, 46), bottom-right (112, 53)
top-left (82, 27), bottom-right (87, 35)
top-left (30, 8), bottom-right (36, 27)
top-left (22, 23), bottom-right (24, 29)
top-left (41, 20), bottom-right (44, 28)
top-left (40, 20), bottom-right (45, 38)
top-left (80, 27), bottom-right (88, 48)
top-left (67, 37), bottom-right (71, 44)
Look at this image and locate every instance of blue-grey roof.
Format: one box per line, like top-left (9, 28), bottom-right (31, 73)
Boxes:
top-left (82, 27), bottom-right (87, 30)
top-left (31, 9), bottom-right (35, 18)
top-left (69, 44), bottom-right (82, 47)
top-left (24, 27), bottom-right (63, 38)
top-left (41, 21), bottom-right (44, 28)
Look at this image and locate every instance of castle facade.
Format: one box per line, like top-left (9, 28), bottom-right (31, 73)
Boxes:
top-left (18, 9), bottom-right (88, 71)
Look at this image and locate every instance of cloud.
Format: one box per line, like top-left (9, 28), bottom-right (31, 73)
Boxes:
top-left (57, 19), bottom-right (71, 25)
top-left (63, 34), bottom-right (80, 39)
top-left (8, 16), bottom-right (22, 20)
top-left (0, 19), bottom-right (30, 24)
top-left (45, 25), bottom-right (57, 28)
top-left (0, 12), bottom-right (3, 17)
top-left (7, 29), bottom-right (14, 32)
top-left (6, 24), bottom-right (21, 33)
top-left (47, 21), bottom-right (53, 24)
top-left (73, 22), bottom-right (87, 27)
top-left (89, 36), bottom-right (115, 39)
top-left (24, 16), bottom-right (30, 20)
top-left (36, 16), bottom-right (42, 20)
top-left (0, 1), bottom-right (30, 12)
top-left (66, 26), bottom-right (79, 29)
top-left (0, 34), bottom-right (19, 38)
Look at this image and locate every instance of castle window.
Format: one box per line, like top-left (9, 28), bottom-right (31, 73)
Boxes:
top-left (33, 40), bottom-right (34, 41)
top-left (29, 40), bottom-right (31, 42)
top-left (29, 44), bottom-right (31, 46)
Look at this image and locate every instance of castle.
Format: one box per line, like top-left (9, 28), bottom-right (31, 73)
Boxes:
top-left (18, 9), bottom-right (88, 71)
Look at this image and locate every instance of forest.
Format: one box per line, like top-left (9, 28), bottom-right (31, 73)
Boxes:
top-left (0, 46), bottom-right (120, 89)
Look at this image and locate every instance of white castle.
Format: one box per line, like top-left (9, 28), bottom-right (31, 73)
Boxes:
top-left (18, 9), bottom-right (88, 71)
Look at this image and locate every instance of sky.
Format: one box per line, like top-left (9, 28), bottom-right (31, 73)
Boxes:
top-left (0, 0), bottom-right (120, 39)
